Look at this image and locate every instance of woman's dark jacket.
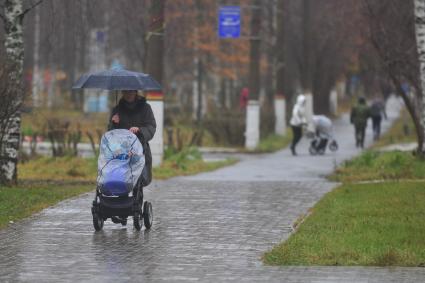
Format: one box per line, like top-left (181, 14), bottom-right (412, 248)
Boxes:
top-left (108, 96), bottom-right (156, 185)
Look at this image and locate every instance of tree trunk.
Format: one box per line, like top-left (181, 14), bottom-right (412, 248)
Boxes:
top-left (248, 0), bottom-right (262, 100)
top-left (388, 70), bottom-right (424, 153)
top-left (196, 60), bottom-right (203, 121)
top-left (145, 0), bottom-right (165, 166)
top-left (219, 77), bottom-right (226, 108)
top-left (76, 0), bottom-right (88, 110)
top-left (301, 0), bottom-right (312, 92)
top-left (313, 85), bottom-right (331, 115)
top-left (275, 0), bottom-right (285, 98)
top-left (144, 0), bottom-right (165, 84)
top-left (1, 0), bottom-right (24, 185)
top-left (414, 0), bottom-right (425, 153)
top-left (190, 0), bottom-right (203, 122)
top-left (31, 5), bottom-right (41, 108)
top-left (312, 51), bottom-right (333, 115)
top-left (396, 84), bottom-right (424, 153)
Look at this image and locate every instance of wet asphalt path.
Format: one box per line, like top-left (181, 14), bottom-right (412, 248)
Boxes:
top-left (2, 96), bottom-right (425, 282)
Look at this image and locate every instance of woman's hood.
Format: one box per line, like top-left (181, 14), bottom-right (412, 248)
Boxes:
top-left (296, 94), bottom-right (306, 106)
top-left (118, 96), bottom-right (147, 112)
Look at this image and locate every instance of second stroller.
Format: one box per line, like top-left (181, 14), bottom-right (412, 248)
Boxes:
top-left (309, 115), bottom-right (338, 155)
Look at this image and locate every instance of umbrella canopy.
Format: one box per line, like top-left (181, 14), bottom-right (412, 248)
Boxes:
top-left (72, 69), bottom-right (162, 91)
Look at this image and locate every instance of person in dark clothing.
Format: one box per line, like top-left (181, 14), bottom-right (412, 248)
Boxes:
top-left (108, 90), bottom-right (156, 186)
top-left (370, 98), bottom-right (387, 140)
top-left (350, 97), bottom-right (370, 148)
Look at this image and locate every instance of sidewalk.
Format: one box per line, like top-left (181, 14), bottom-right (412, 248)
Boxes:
top-left (190, 96), bottom-right (404, 182)
top-left (2, 96), bottom-right (424, 282)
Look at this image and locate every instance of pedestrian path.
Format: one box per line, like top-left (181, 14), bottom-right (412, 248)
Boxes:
top-left (191, 96), bottom-right (404, 182)
top-left (1, 96), bottom-right (424, 282)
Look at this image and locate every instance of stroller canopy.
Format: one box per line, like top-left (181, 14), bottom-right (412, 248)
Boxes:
top-left (97, 129), bottom-right (145, 196)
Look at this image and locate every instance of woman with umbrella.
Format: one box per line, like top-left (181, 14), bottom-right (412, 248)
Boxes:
top-left (108, 89), bottom-right (156, 186)
top-left (73, 68), bottom-right (161, 186)
top-left (108, 91), bottom-right (156, 227)
top-left (74, 68), bottom-right (160, 229)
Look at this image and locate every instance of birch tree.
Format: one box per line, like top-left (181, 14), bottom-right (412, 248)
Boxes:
top-left (414, 0), bottom-right (425, 152)
top-left (364, 0), bottom-right (424, 153)
top-left (0, 0), bottom-right (42, 184)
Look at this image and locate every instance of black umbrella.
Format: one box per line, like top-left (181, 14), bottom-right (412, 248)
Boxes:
top-left (72, 68), bottom-right (162, 91)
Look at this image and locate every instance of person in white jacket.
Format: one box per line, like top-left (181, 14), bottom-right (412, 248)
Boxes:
top-left (289, 94), bottom-right (307, 155)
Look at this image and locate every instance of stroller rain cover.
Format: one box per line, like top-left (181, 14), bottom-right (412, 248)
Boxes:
top-left (97, 129), bottom-right (145, 196)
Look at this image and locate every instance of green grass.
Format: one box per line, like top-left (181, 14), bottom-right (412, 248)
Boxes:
top-left (243, 130), bottom-right (292, 153)
top-left (254, 132), bottom-right (292, 153)
top-left (264, 181), bottom-right (425, 266)
top-left (0, 184), bottom-right (92, 229)
top-left (154, 158), bottom-right (237, 179)
top-left (154, 146), bottom-right (237, 179)
top-left (19, 155), bottom-right (98, 182)
top-left (330, 150), bottom-right (425, 182)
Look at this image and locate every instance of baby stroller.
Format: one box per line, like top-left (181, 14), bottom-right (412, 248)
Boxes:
top-left (91, 129), bottom-right (153, 231)
top-left (308, 115), bottom-right (338, 155)
top-left (309, 135), bottom-right (338, 155)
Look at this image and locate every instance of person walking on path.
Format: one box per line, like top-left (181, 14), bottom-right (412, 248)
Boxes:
top-left (370, 97), bottom-right (387, 140)
top-left (108, 90), bottom-right (157, 186)
top-left (290, 94), bottom-right (307, 155)
top-left (350, 96), bottom-right (370, 148)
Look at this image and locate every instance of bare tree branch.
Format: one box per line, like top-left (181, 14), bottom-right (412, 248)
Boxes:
top-left (21, 0), bottom-right (43, 18)
top-left (0, 0), bottom-right (5, 24)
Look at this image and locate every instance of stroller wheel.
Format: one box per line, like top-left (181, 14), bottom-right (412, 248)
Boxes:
top-left (133, 201), bottom-right (143, 230)
top-left (143, 201), bottom-right (153, 229)
top-left (133, 187), bottom-right (143, 231)
top-left (92, 201), bottom-right (104, 231)
top-left (133, 211), bottom-right (142, 231)
top-left (329, 140), bottom-right (338, 152)
top-left (92, 212), bottom-right (104, 231)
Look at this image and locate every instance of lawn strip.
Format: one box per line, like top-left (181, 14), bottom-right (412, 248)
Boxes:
top-left (0, 184), bottom-right (92, 229)
top-left (264, 181), bottom-right (425, 266)
top-left (254, 133), bottom-right (292, 153)
top-left (329, 150), bottom-right (425, 183)
top-left (19, 153), bottom-right (238, 182)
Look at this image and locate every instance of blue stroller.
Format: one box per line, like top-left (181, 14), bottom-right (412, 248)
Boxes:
top-left (91, 129), bottom-right (153, 231)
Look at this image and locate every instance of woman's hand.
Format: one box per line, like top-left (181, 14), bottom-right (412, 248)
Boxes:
top-left (111, 114), bottom-right (120, 124)
top-left (129, 127), bottom-right (140, 134)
